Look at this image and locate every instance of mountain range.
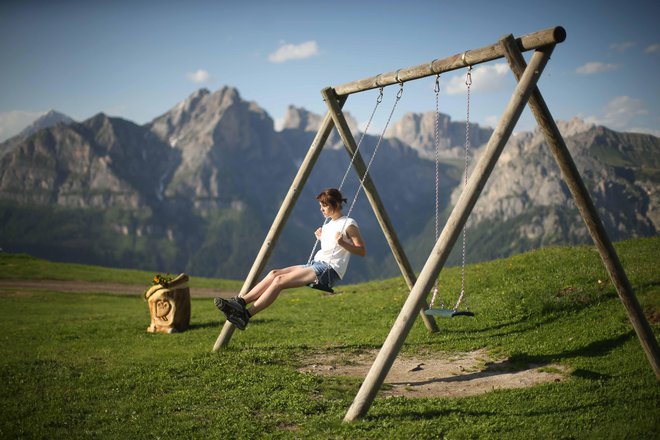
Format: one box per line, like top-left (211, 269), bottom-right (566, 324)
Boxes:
top-left (0, 86), bottom-right (657, 283)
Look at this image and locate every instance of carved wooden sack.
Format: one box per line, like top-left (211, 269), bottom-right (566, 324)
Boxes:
top-left (145, 273), bottom-right (191, 333)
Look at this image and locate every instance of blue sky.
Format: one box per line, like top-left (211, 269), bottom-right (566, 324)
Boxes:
top-left (1, 0), bottom-right (658, 141)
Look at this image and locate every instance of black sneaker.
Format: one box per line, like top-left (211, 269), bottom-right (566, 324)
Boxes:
top-left (214, 297), bottom-right (250, 330)
top-left (214, 296), bottom-right (241, 314)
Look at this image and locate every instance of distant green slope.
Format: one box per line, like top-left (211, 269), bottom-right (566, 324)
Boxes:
top-left (0, 251), bottom-right (242, 291)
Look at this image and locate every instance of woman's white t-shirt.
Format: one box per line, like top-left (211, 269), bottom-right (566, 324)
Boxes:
top-left (313, 216), bottom-right (358, 279)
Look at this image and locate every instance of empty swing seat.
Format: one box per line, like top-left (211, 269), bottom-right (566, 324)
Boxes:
top-left (425, 308), bottom-right (474, 318)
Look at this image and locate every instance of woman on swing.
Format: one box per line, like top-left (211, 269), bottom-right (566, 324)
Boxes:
top-left (214, 188), bottom-right (366, 330)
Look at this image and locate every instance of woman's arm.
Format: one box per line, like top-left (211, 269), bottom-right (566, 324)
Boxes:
top-left (336, 224), bottom-right (366, 257)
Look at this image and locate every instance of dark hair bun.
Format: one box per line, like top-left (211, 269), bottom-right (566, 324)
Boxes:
top-left (316, 188), bottom-right (346, 209)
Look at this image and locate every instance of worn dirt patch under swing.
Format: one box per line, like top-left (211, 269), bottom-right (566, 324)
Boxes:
top-left (299, 348), bottom-right (568, 399)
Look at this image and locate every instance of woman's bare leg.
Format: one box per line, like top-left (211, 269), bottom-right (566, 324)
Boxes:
top-left (248, 266), bottom-right (317, 316)
top-left (241, 266), bottom-right (303, 304)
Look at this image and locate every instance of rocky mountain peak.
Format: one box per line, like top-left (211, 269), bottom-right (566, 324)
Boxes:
top-left (143, 85), bottom-right (284, 207)
top-left (215, 85), bottom-right (240, 104)
top-left (386, 111), bottom-right (494, 160)
top-left (148, 86), bottom-right (253, 147)
top-left (455, 122), bottom-right (658, 252)
top-left (83, 113), bottom-right (130, 154)
top-left (281, 105), bottom-right (359, 137)
top-left (190, 87), bottom-right (211, 99)
top-left (180, 88), bottom-right (211, 113)
top-left (86, 112), bottom-right (111, 127)
top-left (556, 117), bottom-right (595, 138)
top-left (386, 112), bottom-right (445, 149)
top-left (17, 109), bottom-right (74, 140)
top-left (282, 105), bottom-right (323, 132)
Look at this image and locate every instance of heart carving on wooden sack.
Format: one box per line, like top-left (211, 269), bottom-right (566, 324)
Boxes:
top-left (156, 299), bottom-right (171, 321)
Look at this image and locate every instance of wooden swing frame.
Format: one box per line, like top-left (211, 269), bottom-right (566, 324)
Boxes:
top-left (211, 26), bottom-right (660, 421)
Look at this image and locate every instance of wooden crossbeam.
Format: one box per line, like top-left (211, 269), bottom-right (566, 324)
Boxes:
top-left (333, 26), bottom-right (565, 96)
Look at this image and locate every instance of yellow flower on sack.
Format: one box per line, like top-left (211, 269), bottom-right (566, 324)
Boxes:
top-left (151, 273), bottom-right (174, 287)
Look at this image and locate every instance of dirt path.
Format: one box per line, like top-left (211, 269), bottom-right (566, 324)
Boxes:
top-left (299, 348), bottom-right (568, 399)
top-left (0, 279), bottom-right (237, 298)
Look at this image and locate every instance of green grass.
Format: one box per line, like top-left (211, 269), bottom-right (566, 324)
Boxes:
top-left (0, 252), bottom-right (243, 291)
top-left (0, 237), bottom-right (658, 438)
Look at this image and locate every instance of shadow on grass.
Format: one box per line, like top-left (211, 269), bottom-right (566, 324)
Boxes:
top-left (387, 361), bottom-right (543, 388)
top-left (188, 316), bottom-right (286, 333)
top-left (188, 321), bottom-right (221, 331)
top-left (434, 294), bottom-right (621, 343)
top-left (376, 398), bottom-right (620, 422)
top-left (571, 369), bottom-right (612, 381)
top-left (508, 331), bottom-right (635, 366)
top-left (635, 280), bottom-right (660, 291)
top-left (373, 391), bottom-right (654, 425)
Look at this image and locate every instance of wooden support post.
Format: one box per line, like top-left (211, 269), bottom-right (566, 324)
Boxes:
top-left (320, 87), bottom-right (439, 333)
top-left (501, 35), bottom-right (660, 379)
top-left (212, 98), bottom-right (346, 352)
top-left (343, 46), bottom-right (553, 422)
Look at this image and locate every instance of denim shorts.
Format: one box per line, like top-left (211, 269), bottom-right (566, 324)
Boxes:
top-left (301, 261), bottom-right (340, 289)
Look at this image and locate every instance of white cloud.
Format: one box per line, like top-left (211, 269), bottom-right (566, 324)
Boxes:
top-left (645, 43), bottom-right (660, 54)
top-left (484, 115), bottom-right (498, 128)
top-left (576, 62), bottom-right (620, 75)
top-left (603, 95), bottom-right (647, 117)
top-left (268, 40), bottom-right (319, 63)
top-left (628, 127), bottom-right (660, 137)
top-left (444, 63), bottom-right (509, 95)
top-left (585, 96), bottom-right (648, 131)
top-left (186, 69), bottom-right (211, 84)
top-left (609, 41), bottom-right (635, 52)
top-left (0, 110), bottom-right (42, 142)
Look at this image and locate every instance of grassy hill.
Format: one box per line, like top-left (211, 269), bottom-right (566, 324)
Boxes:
top-left (0, 237), bottom-right (658, 438)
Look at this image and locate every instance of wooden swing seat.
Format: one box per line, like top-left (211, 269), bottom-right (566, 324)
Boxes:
top-left (425, 308), bottom-right (474, 318)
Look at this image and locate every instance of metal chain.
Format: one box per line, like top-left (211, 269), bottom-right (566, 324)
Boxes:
top-left (337, 87), bottom-right (383, 191)
top-left (429, 74), bottom-right (442, 309)
top-left (320, 82), bottom-right (405, 270)
top-left (344, 82), bottom-right (403, 222)
top-left (455, 66), bottom-right (472, 311)
top-left (306, 88), bottom-right (384, 265)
